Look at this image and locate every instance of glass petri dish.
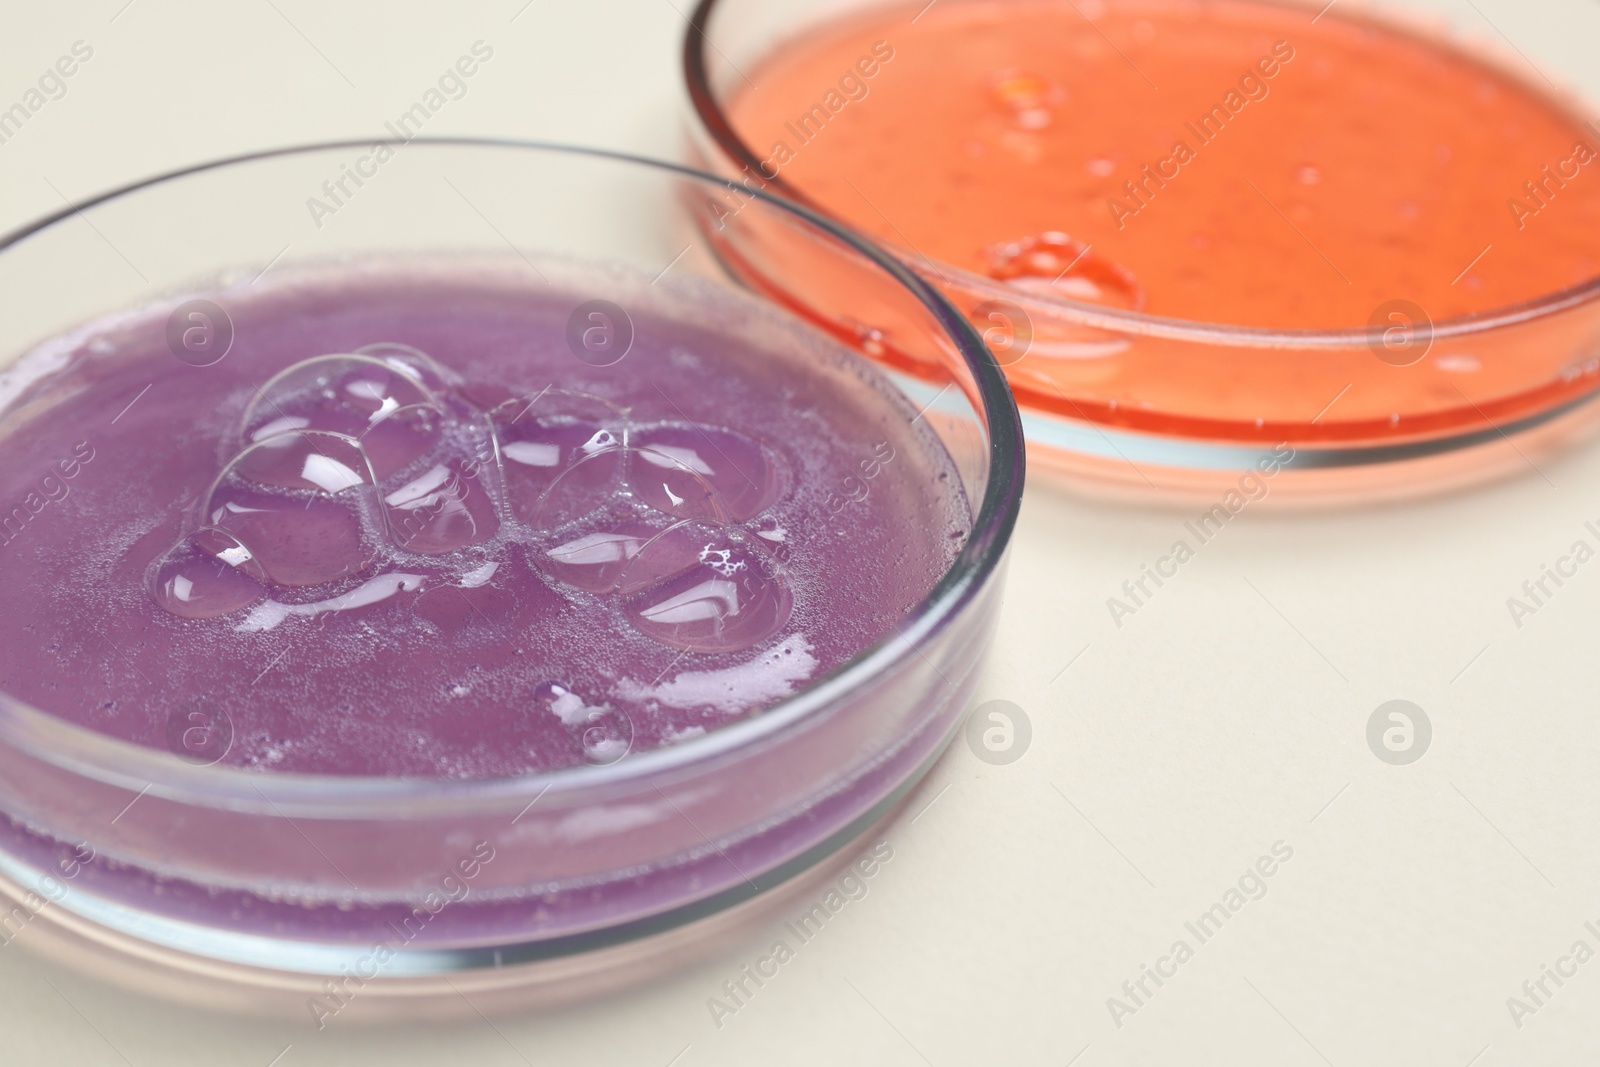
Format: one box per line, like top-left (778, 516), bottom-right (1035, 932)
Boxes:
top-left (684, 0), bottom-right (1600, 500)
top-left (0, 140), bottom-right (1023, 1011)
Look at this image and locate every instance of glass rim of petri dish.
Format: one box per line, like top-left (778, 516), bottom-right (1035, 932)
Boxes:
top-left (0, 137), bottom-right (1025, 816)
top-left (681, 0), bottom-right (1600, 350)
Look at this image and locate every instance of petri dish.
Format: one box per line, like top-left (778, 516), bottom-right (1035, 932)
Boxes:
top-left (0, 140), bottom-right (1023, 1012)
top-left (685, 0), bottom-right (1600, 500)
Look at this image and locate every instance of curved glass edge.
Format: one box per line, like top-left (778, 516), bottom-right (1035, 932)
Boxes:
top-left (1022, 383), bottom-right (1600, 471)
top-left (0, 735), bottom-right (951, 977)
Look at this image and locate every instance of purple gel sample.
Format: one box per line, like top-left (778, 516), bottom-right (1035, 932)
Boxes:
top-left (0, 262), bottom-right (969, 778)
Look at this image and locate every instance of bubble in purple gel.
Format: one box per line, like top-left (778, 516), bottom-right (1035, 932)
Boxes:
top-left (613, 521), bottom-right (720, 596)
top-left (543, 518), bottom-right (659, 594)
top-left (149, 528), bottom-right (268, 619)
top-left (226, 431), bottom-right (376, 493)
top-left (203, 485), bottom-right (372, 588)
top-left (493, 390), bottom-right (626, 525)
top-left (630, 447), bottom-right (729, 524)
top-left (381, 457), bottom-right (500, 555)
top-left (521, 446), bottom-right (626, 531)
top-left (201, 430), bottom-right (378, 589)
top-left (240, 355), bottom-right (439, 444)
top-left (577, 705), bottom-right (633, 765)
top-left (492, 389), bottom-right (623, 436)
top-left (359, 403), bottom-right (448, 482)
top-left (630, 425), bottom-right (790, 521)
top-left (542, 514), bottom-right (707, 595)
top-left (189, 525), bottom-right (271, 579)
top-left (352, 342), bottom-right (453, 394)
top-left (625, 531), bottom-right (792, 653)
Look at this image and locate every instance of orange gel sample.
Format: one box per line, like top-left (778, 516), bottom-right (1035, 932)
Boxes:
top-left (726, 0), bottom-right (1600, 330)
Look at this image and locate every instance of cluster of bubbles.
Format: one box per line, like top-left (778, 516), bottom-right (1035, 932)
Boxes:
top-left (983, 231), bottom-right (1145, 312)
top-left (148, 343), bottom-right (797, 657)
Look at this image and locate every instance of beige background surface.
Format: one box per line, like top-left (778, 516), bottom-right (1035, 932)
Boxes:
top-left (3, 0), bottom-right (1600, 1063)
